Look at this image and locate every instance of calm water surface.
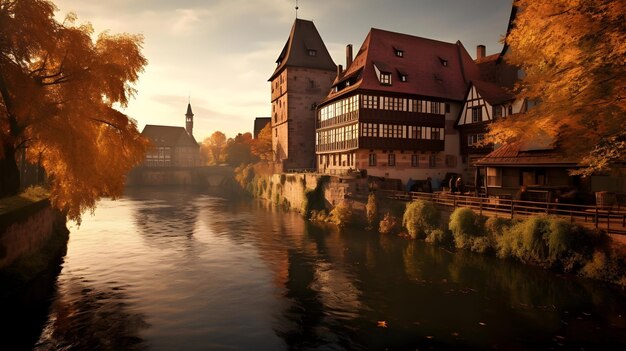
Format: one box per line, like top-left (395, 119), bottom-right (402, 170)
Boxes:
top-left (23, 188), bottom-right (626, 349)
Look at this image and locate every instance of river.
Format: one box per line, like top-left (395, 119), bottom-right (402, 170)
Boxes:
top-left (13, 188), bottom-right (626, 350)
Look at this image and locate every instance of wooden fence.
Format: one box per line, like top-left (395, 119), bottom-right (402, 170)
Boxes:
top-left (379, 190), bottom-right (626, 235)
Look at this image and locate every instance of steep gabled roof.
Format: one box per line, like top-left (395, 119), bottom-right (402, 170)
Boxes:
top-left (142, 125), bottom-right (198, 148)
top-left (473, 80), bottom-right (515, 105)
top-left (268, 19), bottom-right (336, 81)
top-left (324, 28), bottom-right (481, 103)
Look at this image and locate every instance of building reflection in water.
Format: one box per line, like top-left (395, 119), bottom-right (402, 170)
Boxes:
top-left (34, 276), bottom-right (149, 350)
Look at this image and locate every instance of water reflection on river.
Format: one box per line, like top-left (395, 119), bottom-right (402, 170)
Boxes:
top-left (28, 188), bottom-right (626, 349)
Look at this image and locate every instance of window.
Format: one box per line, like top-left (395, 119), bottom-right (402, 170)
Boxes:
top-left (493, 105), bottom-right (502, 118)
top-left (308, 49), bottom-right (317, 56)
top-left (395, 49), bottom-right (404, 57)
top-left (431, 128), bottom-right (441, 140)
top-left (368, 153), bottom-right (377, 166)
top-left (468, 134), bottom-right (484, 146)
top-left (411, 154), bottom-right (418, 167)
top-left (445, 103), bottom-right (450, 113)
top-left (439, 57), bottom-right (448, 66)
top-left (472, 107), bottom-right (482, 122)
top-left (388, 153), bottom-right (396, 166)
top-left (487, 167), bottom-right (502, 187)
top-left (380, 73), bottom-right (391, 85)
top-left (431, 102), bottom-right (440, 114)
top-left (429, 155), bottom-right (437, 168)
top-left (400, 74), bottom-right (407, 82)
top-left (508, 105), bottom-right (513, 115)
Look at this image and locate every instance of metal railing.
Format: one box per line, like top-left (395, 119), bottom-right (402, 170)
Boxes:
top-left (379, 190), bottom-right (626, 235)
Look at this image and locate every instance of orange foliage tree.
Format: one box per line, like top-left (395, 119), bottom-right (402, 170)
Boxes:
top-left (200, 131), bottom-right (227, 165)
top-left (488, 0), bottom-right (626, 174)
top-left (225, 132), bottom-right (255, 166)
top-left (251, 124), bottom-right (273, 162)
top-left (0, 0), bottom-right (148, 221)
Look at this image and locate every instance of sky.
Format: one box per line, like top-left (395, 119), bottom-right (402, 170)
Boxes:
top-left (53, 0), bottom-right (513, 141)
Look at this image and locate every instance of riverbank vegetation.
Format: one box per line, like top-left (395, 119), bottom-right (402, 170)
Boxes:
top-left (316, 193), bottom-right (626, 287)
top-left (0, 186), bottom-right (49, 216)
top-left (387, 199), bottom-right (626, 287)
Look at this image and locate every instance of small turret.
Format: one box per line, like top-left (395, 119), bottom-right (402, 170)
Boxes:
top-left (185, 103), bottom-right (194, 136)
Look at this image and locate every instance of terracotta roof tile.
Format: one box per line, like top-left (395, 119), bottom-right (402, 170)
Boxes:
top-left (472, 80), bottom-right (515, 105)
top-left (476, 142), bottom-right (580, 166)
top-left (326, 28), bottom-right (480, 102)
top-left (269, 19), bottom-right (336, 81)
top-left (142, 125), bottom-right (198, 148)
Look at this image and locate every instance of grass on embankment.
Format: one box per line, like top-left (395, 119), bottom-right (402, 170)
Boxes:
top-left (0, 186), bottom-right (50, 216)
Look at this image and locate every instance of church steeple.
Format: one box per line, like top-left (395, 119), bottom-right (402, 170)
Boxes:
top-left (185, 102), bottom-right (194, 136)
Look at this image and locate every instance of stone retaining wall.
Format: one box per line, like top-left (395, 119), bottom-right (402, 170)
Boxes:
top-left (0, 200), bottom-right (66, 270)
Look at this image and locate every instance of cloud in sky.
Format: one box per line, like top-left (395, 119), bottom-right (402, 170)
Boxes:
top-left (53, 0), bottom-right (512, 139)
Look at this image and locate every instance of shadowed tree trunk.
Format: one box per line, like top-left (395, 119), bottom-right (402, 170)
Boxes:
top-left (0, 143), bottom-right (20, 197)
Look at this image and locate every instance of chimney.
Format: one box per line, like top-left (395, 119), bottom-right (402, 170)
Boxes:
top-left (337, 64), bottom-right (343, 76)
top-left (346, 44), bottom-right (353, 67)
top-left (476, 45), bottom-right (486, 60)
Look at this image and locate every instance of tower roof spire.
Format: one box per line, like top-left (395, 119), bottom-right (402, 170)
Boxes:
top-left (186, 101), bottom-right (193, 116)
top-left (295, 0), bottom-right (299, 19)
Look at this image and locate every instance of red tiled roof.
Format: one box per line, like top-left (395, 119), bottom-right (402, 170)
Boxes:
top-left (476, 54), bottom-right (518, 90)
top-left (142, 125), bottom-right (198, 148)
top-left (472, 80), bottom-right (515, 105)
top-left (269, 19), bottom-right (336, 81)
top-left (325, 28), bottom-right (481, 103)
top-left (475, 142), bottom-right (580, 167)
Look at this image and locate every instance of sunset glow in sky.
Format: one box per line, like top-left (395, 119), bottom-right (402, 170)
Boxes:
top-left (54, 0), bottom-right (512, 141)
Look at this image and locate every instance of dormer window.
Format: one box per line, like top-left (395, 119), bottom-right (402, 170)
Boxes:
top-left (308, 49), bottom-right (317, 56)
top-left (395, 49), bottom-right (404, 57)
top-left (397, 68), bottom-right (408, 82)
top-left (380, 73), bottom-right (391, 85)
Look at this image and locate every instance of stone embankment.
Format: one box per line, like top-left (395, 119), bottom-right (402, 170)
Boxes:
top-left (0, 199), bottom-right (69, 296)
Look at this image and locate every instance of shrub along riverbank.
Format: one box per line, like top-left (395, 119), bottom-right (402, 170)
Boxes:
top-left (317, 194), bottom-right (626, 287)
top-left (380, 198), bottom-right (626, 287)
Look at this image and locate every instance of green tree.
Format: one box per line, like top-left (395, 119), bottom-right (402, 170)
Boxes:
top-left (0, 0), bottom-right (147, 221)
top-left (488, 0), bottom-right (626, 174)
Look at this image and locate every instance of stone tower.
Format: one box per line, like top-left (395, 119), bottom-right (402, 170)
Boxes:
top-left (185, 102), bottom-right (194, 136)
top-left (269, 19), bottom-right (336, 172)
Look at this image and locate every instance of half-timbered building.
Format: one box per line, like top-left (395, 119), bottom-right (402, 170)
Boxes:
top-left (315, 28), bottom-right (481, 183)
top-left (141, 103), bottom-right (200, 168)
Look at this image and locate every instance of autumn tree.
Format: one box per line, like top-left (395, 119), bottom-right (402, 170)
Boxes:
top-left (488, 0), bottom-right (626, 174)
top-left (200, 131), bottom-right (227, 165)
top-left (251, 124), bottom-right (273, 162)
top-left (0, 0), bottom-right (148, 221)
top-left (225, 132), bottom-right (255, 166)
